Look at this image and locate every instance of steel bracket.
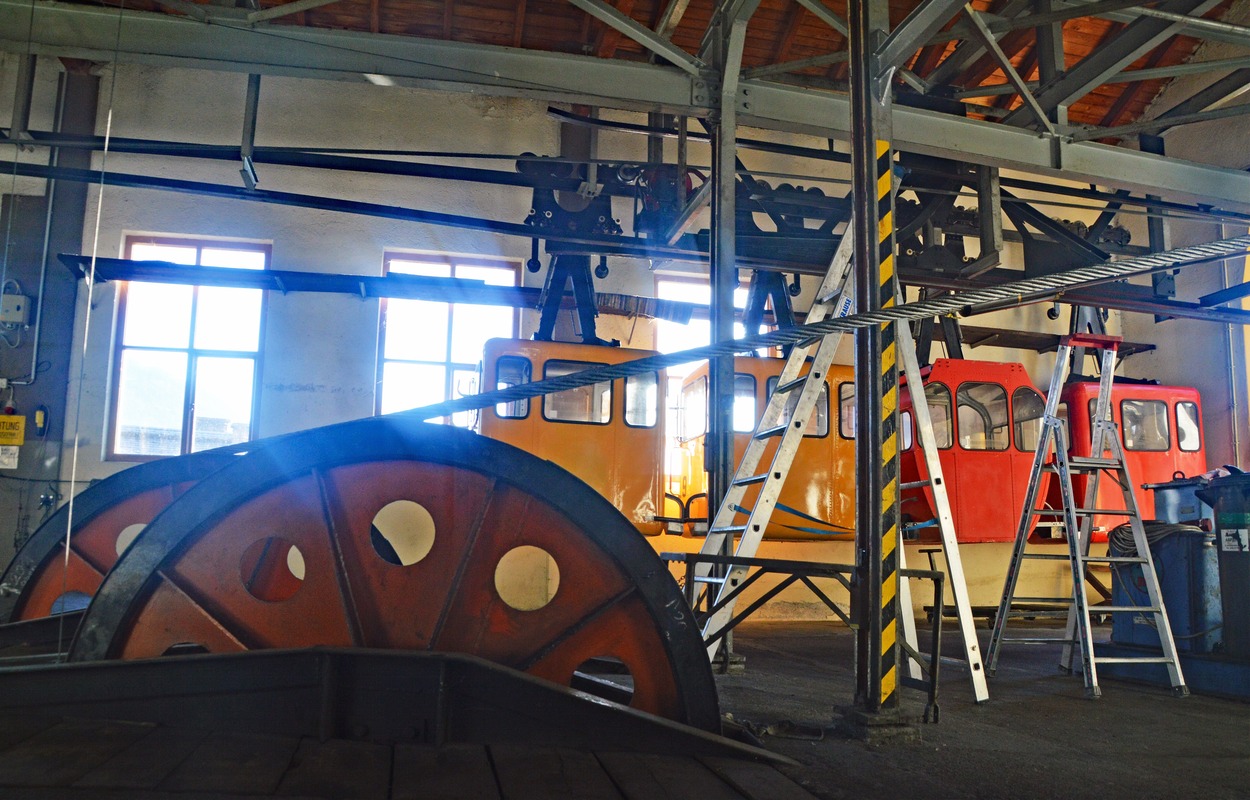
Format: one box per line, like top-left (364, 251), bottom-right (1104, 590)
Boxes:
top-left (736, 86), bottom-right (752, 114)
top-left (692, 79), bottom-right (712, 107)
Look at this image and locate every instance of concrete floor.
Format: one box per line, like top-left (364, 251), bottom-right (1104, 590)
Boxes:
top-left (717, 621), bottom-right (1249, 800)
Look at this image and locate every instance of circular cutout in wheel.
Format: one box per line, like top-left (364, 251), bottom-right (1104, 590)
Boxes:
top-left (70, 418), bottom-right (719, 731)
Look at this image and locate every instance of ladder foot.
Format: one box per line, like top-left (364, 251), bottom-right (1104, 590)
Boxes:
top-left (1057, 665), bottom-right (1073, 675)
top-left (1084, 686), bottom-right (1102, 700)
top-left (1172, 685), bottom-right (1190, 698)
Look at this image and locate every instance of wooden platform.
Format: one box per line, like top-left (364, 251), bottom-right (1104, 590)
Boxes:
top-left (0, 715), bottom-right (818, 799)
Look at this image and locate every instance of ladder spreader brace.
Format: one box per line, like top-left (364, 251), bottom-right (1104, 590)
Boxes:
top-left (692, 223), bottom-right (990, 703)
top-left (986, 333), bottom-right (1188, 699)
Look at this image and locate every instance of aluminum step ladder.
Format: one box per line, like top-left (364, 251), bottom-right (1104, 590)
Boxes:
top-left (985, 333), bottom-right (1188, 698)
top-left (693, 227), bottom-right (989, 702)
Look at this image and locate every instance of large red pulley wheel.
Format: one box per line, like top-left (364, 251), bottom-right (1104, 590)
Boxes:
top-left (0, 449), bottom-right (245, 622)
top-left (69, 418), bottom-right (720, 731)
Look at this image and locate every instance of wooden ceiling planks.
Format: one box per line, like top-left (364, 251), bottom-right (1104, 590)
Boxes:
top-left (88, 0), bottom-right (1230, 137)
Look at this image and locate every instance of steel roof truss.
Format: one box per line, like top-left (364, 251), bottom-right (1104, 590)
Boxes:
top-left (877, 0), bottom-right (969, 76)
top-left (1003, 0), bottom-right (1225, 124)
top-left (568, 0), bottom-right (704, 75)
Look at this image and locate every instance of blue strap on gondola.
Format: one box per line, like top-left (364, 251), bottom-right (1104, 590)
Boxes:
top-left (729, 502), bottom-right (855, 536)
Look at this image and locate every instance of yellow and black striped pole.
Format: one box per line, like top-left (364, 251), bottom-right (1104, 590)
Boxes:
top-left (875, 139), bottom-right (901, 710)
top-left (849, 0), bottom-right (902, 715)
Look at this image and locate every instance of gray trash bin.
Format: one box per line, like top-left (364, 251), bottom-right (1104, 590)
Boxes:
top-left (1197, 475), bottom-right (1250, 659)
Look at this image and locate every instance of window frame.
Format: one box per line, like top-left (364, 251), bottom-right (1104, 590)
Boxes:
top-left (108, 235), bottom-right (269, 462)
top-left (837, 382), bottom-right (855, 440)
top-left (679, 375), bottom-right (708, 442)
top-left (1120, 398), bottom-right (1171, 452)
top-left (1012, 386), bottom-right (1046, 453)
top-left (766, 375), bottom-right (829, 438)
top-left (541, 359), bottom-right (613, 426)
top-left (376, 252), bottom-right (520, 423)
top-left (732, 373), bottom-right (757, 434)
top-left (955, 381), bottom-right (1010, 452)
top-left (923, 382), bottom-right (954, 450)
top-left (623, 372), bottom-right (661, 429)
top-left (493, 355), bottom-right (533, 420)
top-left (1176, 400), bottom-right (1202, 453)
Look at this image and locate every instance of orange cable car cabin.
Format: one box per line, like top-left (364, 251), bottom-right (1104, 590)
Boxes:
top-left (676, 357), bottom-right (856, 541)
top-left (477, 338), bottom-right (667, 537)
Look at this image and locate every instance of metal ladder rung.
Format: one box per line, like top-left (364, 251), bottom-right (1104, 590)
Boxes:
top-left (1091, 604), bottom-right (1160, 613)
top-left (754, 423), bottom-right (790, 440)
top-left (731, 474), bottom-right (770, 487)
top-left (1094, 656), bottom-right (1177, 664)
top-left (999, 636), bottom-right (1078, 644)
top-left (1082, 555), bottom-right (1148, 564)
top-left (708, 525), bottom-right (748, 537)
top-left (1066, 457), bottom-right (1123, 469)
top-left (900, 479), bottom-right (932, 491)
top-left (693, 575), bottom-right (728, 585)
top-left (1032, 508), bottom-right (1138, 517)
top-left (1020, 553), bottom-right (1072, 561)
top-left (773, 376), bottom-right (808, 394)
top-left (1004, 609), bottom-right (1072, 619)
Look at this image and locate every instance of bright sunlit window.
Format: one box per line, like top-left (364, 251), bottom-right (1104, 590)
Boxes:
top-left (378, 253), bottom-right (518, 425)
top-left (111, 237), bottom-right (267, 459)
top-left (655, 276), bottom-right (748, 480)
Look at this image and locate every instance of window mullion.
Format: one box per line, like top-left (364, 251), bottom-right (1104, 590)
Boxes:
top-left (183, 271), bottom-right (202, 453)
top-left (444, 265), bottom-right (458, 415)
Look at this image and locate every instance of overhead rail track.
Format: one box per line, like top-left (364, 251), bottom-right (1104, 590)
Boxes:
top-left (12, 119), bottom-right (1243, 230)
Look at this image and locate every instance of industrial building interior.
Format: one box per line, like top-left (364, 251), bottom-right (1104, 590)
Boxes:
top-left (0, 0), bottom-right (1249, 796)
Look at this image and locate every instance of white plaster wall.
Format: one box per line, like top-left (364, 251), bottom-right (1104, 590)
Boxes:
top-left (62, 65), bottom-right (560, 483)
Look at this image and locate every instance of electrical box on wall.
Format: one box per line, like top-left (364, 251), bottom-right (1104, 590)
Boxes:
top-left (1, 295), bottom-right (30, 326)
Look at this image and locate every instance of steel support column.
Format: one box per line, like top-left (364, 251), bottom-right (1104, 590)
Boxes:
top-left (1139, 134), bottom-right (1175, 309)
top-left (8, 53), bottom-right (36, 140)
top-left (850, 0), bottom-right (901, 715)
top-left (706, 7), bottom-right (754, 544)
top-left (1035, 0), bottom-right (1068, 126)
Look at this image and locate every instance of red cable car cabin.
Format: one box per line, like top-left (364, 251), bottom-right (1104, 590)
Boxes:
top-left (1049, 379), bottom-right (1207, 537)
top-left (901, 360), bottom-right (1210, 544)
top-left (899, 359), bottom-right (1044, 543)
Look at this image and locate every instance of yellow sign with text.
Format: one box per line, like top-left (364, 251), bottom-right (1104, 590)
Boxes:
top-left (0, 416), bottom-right (25, 446)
